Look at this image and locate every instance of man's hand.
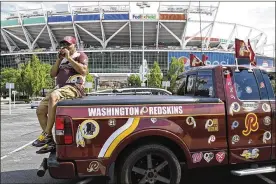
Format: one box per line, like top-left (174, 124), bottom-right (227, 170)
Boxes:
top-left (62, 48), bottom-right (70, 60)
top-left (57, 50), bottom-right (65, 60)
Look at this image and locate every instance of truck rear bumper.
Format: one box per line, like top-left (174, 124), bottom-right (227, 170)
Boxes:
top-left (43, 152), bottom-right (114, 180)
top-left (47, 152), bottom-right (76, 179)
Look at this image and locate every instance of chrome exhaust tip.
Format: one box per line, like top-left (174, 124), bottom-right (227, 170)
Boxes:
top-left (37, 158), bottom-right (48, 177)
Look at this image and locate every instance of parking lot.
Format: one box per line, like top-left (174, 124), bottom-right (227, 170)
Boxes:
top-left (1, 104), bottom-right (275, 184)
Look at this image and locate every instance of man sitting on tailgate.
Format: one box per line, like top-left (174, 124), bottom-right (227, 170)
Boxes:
top-left (32, 36), bottom-right (89, 154)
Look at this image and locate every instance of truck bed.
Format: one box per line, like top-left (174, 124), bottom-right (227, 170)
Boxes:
top-left (57, 95), bottom-right (222, 106)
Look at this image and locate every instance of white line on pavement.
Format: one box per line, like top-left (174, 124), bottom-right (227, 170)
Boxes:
top-left (257, 174), bottom-right (275, 184)
top-left (1, 139), bottom-right (36, 160)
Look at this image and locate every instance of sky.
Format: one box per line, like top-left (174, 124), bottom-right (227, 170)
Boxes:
top-left (1, 1), bottom-right (275, 56)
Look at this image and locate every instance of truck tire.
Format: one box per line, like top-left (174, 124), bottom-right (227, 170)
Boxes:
top-left (119, 144), bottom-right (181, 184)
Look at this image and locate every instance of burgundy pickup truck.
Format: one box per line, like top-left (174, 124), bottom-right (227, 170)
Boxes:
top-left (38, 65), bottom-right (275, 184)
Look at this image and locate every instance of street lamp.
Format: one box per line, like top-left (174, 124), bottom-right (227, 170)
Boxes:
top-left (136, 2), bottom-right (150, 87)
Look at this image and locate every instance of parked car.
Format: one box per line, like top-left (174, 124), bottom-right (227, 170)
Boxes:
top-left (30, 97), bottom-right (44, 109)
top-left (89, 87), bottom-right (172, 96)
top-left (38, 65), bottom-right (275, 184)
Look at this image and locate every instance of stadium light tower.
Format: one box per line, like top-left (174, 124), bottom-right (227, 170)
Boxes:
top-left (136, 2), bottom-right (150, 86)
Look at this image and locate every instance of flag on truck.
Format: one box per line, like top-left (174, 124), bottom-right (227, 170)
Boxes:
top-left (190, 53), bottom-right (206, 67)
top-left (202, 54), bottom-right (208, 63)
top-left (234, 38), bottom-right (256, 66)
top-left (247, 39), bottom-right (256, 66)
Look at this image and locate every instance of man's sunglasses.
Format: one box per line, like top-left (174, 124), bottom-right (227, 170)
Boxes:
top-left (60, 41), bottom-right (71, 48)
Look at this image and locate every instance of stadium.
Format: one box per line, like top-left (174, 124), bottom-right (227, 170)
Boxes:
top-left (1, 2), bottom-right (275, 87)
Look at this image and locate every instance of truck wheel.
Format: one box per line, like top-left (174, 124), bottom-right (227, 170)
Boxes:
top-left (119, 144), bottom-right (181, 184)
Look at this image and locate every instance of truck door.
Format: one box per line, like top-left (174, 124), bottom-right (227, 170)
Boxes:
top-left (223, 67), bottom-right (273, 164)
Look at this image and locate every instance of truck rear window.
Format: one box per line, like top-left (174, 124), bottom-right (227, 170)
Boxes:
top-left (195, 71), bottom-right (214, 97)
top-left (234, 70), bottom-right (260, 100)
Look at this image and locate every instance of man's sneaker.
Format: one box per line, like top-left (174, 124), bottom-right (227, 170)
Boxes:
top-left (32, 132), bottom-right (53, 147)
top-left (36, 141), bottom-right (56, 154)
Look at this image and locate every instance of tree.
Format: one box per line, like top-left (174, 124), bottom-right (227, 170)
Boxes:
top-left (134, 75), bottom-right (142, 87)
top-left (4, 55), bottom-right (55, 98)
top-left (167, 57), bottom-right (184, 93)
top-left (85, 73), bottom-right (94, 93)
top-left (128, 74), bottom-right (141, 87)
top-left (42, 63), bottom-right (55, 90)
top-left (148, 61), bottom-right (163, 88)
top-left (0, 68), bottom-right (20, 96)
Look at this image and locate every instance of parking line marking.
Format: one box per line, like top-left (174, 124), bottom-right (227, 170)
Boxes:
top-left (257, 174), bottom-right (275, 184)
top-left (1, 139), bottom-right (36, 160)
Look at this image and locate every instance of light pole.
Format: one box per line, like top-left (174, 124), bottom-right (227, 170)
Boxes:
top-left (136, 2), bottom-right (150, 86)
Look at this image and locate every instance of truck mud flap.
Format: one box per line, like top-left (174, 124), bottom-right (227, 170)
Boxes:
top-left (48, 152), bottom-right (60, 168)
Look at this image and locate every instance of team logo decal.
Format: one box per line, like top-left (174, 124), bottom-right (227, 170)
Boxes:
top-left (231, 121), bottom-right (239, 129)
top-left (108, 119), bottom-right (116, 127)
top-left (76, 120), bottom-right (100, 147)
top-left (87, 161), bottom-right (106, 173)
top-left (186, 116), bottom-right (196, 128)
top-left (192, 152), bottom-right (203, 163)
top-left (205, 119), bottom-right (219, 132)
top-left (216, 152), bottom-right (226, 163)
top-left (151, 118), bottom-right (157, 123)
top-left (245, 86), bottom-right (252, 94)
top-left (208, 135), bottom-right (216, 144)
top-left (140, 106), bottom-right (149, 115)
top-left (229, 102), bottom-right (240, 116)
top-left (240, 148), bottom-right (259, 159)
top-left (262, 103), bottom-right (271, 112)
top-left (232, 135), bottom-right (240, 144)
top-left (242, 113), bottom-right (259, 136)
top-left (260, 82), bottom-right (265, 89)
top-left (242, 102), bottom-right (259, 112)
top-left (263, 116), bottom-right (271, 126)
top-left (204, 152), bottom-right (214, 163)
top-left (262, 131), bottom-right (271, 143)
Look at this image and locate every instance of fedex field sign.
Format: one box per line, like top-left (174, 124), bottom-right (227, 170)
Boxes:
top-left (132, 14), bottom-right (157, 20)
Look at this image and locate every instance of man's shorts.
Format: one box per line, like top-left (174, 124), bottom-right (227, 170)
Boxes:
top-left (40, 85), bottom-right (80, 106)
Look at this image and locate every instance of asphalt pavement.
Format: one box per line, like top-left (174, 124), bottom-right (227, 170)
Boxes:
top-left (1, 104), bottom-right (275, 184)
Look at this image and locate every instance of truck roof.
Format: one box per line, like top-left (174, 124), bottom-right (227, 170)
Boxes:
top-left (57, 95), bottom-right (221, 106)
top-left (180, 65), bottom-right (269, 76)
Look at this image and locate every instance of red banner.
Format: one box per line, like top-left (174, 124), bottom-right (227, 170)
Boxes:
top-left (202, 54), bottom-right (208, 63)
top-left (247, 39), bottom-right (256, 66)
top-left (190, 54), bottom-right (206, 67)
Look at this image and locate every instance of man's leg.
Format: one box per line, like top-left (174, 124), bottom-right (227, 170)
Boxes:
top-left (44, 91), bottom-right (60, 135)
top-left (32, 91), bottom-right (54, 147)
top-left (36, 105), bottom-right (48, 131)
top-left (36, 85), bottom-right (79, 154)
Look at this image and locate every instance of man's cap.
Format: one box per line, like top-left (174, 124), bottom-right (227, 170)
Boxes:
top-left (60, 36), bottom-right (76, 45)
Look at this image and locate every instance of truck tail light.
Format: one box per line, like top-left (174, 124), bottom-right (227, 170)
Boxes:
top-left (55, 116), bottom-right (73, 145)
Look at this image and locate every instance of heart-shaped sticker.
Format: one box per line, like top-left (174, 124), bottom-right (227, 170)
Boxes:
top-left (204, 152), bottom-right (214, 163)
top-left (216, 152), bottom-right (225, 163)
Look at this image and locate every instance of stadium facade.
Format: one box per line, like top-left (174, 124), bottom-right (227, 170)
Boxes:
top-left (1, 2), bottom-right (275, 85)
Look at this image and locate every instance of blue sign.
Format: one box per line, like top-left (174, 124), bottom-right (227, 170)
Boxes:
top-left (256, 57), bottom-right (274, 67)
top-left (168, 51), bottom-right (274, 70)
top-left (168, 51), bottom-right (235, 70)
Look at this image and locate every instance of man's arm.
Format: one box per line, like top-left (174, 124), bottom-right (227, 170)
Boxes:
top-left (67, 57), bottom-right (88, 76)
top-left (50, 59), bottom-right (62, 78)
